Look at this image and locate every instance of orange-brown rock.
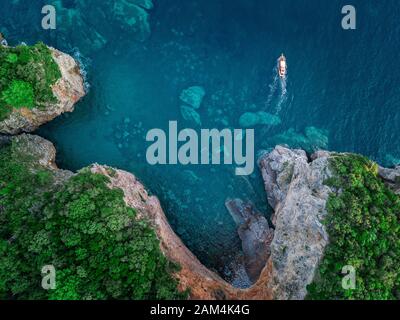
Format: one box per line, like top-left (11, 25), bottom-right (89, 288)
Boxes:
top-left (90, 164), bottom-right (274, 300)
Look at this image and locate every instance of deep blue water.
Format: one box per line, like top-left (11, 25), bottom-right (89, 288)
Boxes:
top-left (2, 0), bottom-right (400, 282)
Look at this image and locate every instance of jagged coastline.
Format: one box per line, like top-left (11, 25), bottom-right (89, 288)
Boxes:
top-left (1, 43), bottom-right (399, 299)
top-left (4, 130), bottom-right (399, 300)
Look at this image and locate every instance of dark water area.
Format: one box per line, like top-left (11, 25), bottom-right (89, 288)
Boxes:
top-left (2, 0), bottom-right (400, 285)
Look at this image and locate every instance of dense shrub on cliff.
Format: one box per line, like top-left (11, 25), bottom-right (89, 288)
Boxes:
top-left (307, 154), bottom-right (400, 300)
top-left (0, 141), bottom-right (185, 300)
top-left (0, 42), bottom-right (61, 120)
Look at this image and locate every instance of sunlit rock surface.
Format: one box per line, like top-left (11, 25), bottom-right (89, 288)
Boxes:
top-left (258, 146), bottom-right (333, 299)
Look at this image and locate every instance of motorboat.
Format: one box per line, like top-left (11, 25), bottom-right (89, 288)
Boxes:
top-left (277, 54), bottom-right (287, 78)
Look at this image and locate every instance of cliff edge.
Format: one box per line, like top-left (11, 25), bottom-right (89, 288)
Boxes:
top-left (3, 134), bottom-right (399, 300)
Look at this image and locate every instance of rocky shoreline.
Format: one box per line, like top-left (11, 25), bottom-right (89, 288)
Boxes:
top-left (2, 43), bottom-right (399, 299)
top-left (7, 130), bottom-right (400, 300)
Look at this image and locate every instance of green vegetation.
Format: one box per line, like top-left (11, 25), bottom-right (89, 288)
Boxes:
top-left (307, 154), bottom-right (400, 300)
top-left (0, 43), bottom-right (61, 120)
top-left (0, 140), bottom-right (186, 300)
top-left (2, 80), bottom-right (34, 108)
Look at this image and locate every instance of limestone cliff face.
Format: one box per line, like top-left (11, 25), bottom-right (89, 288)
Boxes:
top-left (0, 48), bottom-right (85, 135)
top-left (258, 146), bottom-right (334, 300)
top-left (256, 147), bottom-right (400, 299)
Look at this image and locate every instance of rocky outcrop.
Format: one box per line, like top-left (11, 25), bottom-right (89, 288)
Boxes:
top-left (5, 131), bottom-right (355, 300)
top-left (378, 165), bottom-right (400, 194)
top-left (90, 164), bottom-right (243, 300)
top-left (8, 134), bottom-right (74, 184)
top-left (225, 199), bottom-right (274, 282)
top-left (0, 48), bottom-right (85, 135)
top-left (258, 146), bottom-right (334, 299)
top-left (88, 145), bottom-right (337, 300)
top-left (88, 164), bottom-right (275, 300)
top-left (5, 135), bottom-right (338, 300)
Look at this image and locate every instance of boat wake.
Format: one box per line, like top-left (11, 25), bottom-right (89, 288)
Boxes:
top-left (276, 76), bottom-right (288, 114)
top-left (264, 65), bottom-right (288, 115)
top-left (265, 72), bottom-right (279, 108)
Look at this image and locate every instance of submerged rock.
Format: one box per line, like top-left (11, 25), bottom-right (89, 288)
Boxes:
top-left (225, 199), bottom-right (274, 282)
top-left (112, 0), bottom-right (152, 40)
top-left (52, 2), bottom-right (107, 54)
top-left (269, 126), bottom-right (329, 153)
top-left (239, 111), bottom-right (281, 128)
top-left (180, 86), bottom-right (206, 109)
top-left (44, 0), bottom-right (154, 55)
top-left (130, 0), bottom-right (154, 10)
top-left (180, 105), bottom-right (202, 126)
top-left (305, 126), bottom-right (329, 150)
top-left (384, 153), bottom-right (400, 167)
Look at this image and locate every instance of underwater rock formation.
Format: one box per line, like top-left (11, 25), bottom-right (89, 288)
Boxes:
top-left (0, 47), bottom-right (85, 134)
top-left (38, 0), bottom-right (154, 55)
top-left (131, 0), bottom-right (154, 10)
top-left (180, 105), bottom-right (202, 127)
top-left (268, 126), bottom-right (329, 153)
top-left (51, 1), bottom-right (107, 54)
top-left (239, 111), bottom-right (281, 128)
top-left (179, 86), bottom-right (205, 127)
top-left (384, 153), bottom-right (400, 168)
top-left (112, 0), bottom-right (152, 40)
top-left (180, 86), bottom-right (206, 109)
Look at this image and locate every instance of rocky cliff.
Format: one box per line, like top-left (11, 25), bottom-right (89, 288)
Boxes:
top-left (1, 135), bottom-right (333, 299)
top-left (258, 147), bottom-right (334, 299)
top-left (5, 134), bottom-right (400, 300)
top-left (0, 47), bottom-right (85, 135)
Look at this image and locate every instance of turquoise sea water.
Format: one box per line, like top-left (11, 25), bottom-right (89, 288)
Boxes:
top-left (2, 0), bottom-right (400, 282)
